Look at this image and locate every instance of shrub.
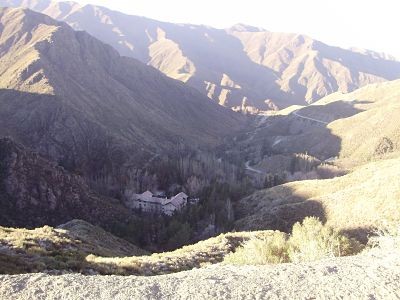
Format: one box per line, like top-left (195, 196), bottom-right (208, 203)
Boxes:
top-left (224, 217), bottom-right (362, 265)
top-left (288, 217), bottom-right (361, 263)
top-left (224, 231), bottom-right (288, 265)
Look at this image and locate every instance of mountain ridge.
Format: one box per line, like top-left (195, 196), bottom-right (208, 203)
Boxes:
top-left (1, 0), bottom-right (400, 111)
top-left (0, 7), bottom-right (244, 195)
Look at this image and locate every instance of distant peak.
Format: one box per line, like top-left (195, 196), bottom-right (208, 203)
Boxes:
top-left (349, 47), bottom-right (398, 61)
top-left (229, 23), bottom-right (266, 32)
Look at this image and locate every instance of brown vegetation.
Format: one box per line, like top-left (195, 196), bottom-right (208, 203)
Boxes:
top-left (235, 157), bottom-right (400, 242)
top-left (224, 217), bottom-right (362, 265)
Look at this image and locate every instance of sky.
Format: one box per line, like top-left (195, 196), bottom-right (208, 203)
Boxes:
top-left (73, 0), bottom-right (400, 59)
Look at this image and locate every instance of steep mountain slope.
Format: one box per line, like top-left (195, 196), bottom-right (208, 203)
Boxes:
top-left (230, 28), bottom-right (400, 107)
top-left (0, 137), bottom-right (133, 229)
top-left (0, 8), bottom-right (243, 189)
top-left (2, 0), bottom-right (400, 111)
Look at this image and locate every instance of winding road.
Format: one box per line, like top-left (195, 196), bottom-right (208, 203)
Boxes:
top-left (245, 161), bottom-right (265, 174)
top-left (292, 110), bottom-right (329, 125)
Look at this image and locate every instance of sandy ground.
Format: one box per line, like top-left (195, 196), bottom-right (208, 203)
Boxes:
top-left (1, 250), bottom-right (399, 300)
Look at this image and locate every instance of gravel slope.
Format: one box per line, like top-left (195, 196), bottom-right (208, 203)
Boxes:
top-left (1, 250), bottom-right (399, 300)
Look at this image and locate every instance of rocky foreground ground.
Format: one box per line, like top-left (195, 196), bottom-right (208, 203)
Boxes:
top-left (0, 249), bottom-right (399, 300)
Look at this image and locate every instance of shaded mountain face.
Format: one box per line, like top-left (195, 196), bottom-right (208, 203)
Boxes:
top-left (0, 8), bottom-right (244, 191)
top-left (1, 1), bottom-right (400, 111)
top-left (0, 137), bottom-right (133, 229)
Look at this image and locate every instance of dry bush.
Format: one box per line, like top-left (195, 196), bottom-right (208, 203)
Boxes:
top-left (223, 231), bottom-right (288, 265)
top-left (288, 217), bottom-right (362, 262)
top-left (316, 164), bottom-right (347, 179)
top-left (224, 217), bottom-right (362, 265)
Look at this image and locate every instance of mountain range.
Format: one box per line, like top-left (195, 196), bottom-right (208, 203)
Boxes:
top-left (1, 0), bottom-right (400, 111)
top-left (0, 7), bottom-right (243, 194)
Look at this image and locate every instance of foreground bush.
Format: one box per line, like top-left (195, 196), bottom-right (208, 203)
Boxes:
top-left (223, 232), bottom-right (288, 265)
top-left (224, 217), bottom-right (362, 265)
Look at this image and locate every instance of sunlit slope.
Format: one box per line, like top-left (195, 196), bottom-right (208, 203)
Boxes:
top-left (2, 1), bottom-right (400, 111)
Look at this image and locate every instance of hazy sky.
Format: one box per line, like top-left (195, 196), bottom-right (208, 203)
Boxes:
top-left (73, 0), bottom-right (400, 59)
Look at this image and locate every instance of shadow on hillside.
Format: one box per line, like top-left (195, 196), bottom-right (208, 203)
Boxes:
top-left (246, 99), bottom-right (367, 161)
top-left (234, 183), bottom-right (377, 243)
top-left (234, 98), bottom-right (379, 242)
top-left (163, 24), bottom-right (297, 108)
top-left (0, 88), bottom-right (157, 196)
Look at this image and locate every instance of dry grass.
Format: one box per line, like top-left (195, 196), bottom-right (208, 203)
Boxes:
top-left (223, 231), bottom-right (288, 265)
top-left (235, 157), bottom-right (400, 242)
top-left (288, 217), bottom-right (362, 262)
top-left (366, 221), bottom-right (400, 254)
top-left (0, 222), bottom-right (277, 276)
top-left (224, 217), bottom-right (362, 265)
top-left (58, 220), bottom-right (146, 257)
top-left (0, 220), bottom-right (146, 274)
top-left (86, 231), bottom-right (276, 275)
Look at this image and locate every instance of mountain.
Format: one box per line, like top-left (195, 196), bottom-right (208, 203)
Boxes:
top-left (0, 137), bottom-right (133, 229)
top-left (1, 1), bottom-right (400, 111)
top-left (0, 7), bottom-right (244, 193)
top-left (232, 79), bottom-right (400, 240)
top-left (246, 79), bottom-right (400, 166)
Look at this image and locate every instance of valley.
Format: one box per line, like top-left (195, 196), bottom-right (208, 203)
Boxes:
top-left (0, 1), bottom-right (398, 299)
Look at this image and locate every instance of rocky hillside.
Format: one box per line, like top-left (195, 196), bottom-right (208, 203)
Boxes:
top-left (0, 7), bottom-right (244, 194)
top-left (0, 137), bottom-right (133, 229)
top-left (1, 1), bottom-right (400, 111)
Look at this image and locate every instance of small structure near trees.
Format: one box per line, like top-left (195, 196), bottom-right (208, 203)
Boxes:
top-left (125, 191), bottom-right (199, 216)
